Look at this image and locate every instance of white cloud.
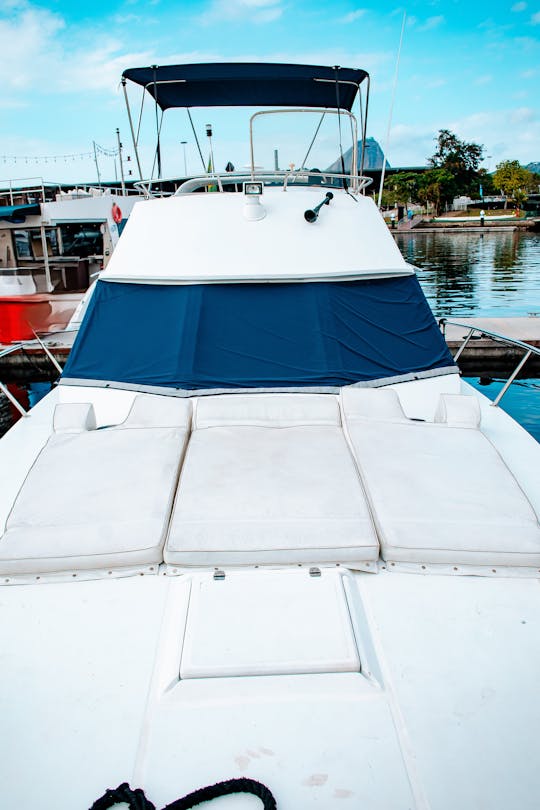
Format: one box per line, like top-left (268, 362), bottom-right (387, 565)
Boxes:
top-left (426, 77), bottom-right (447, 88)
top-left (510, 106), bottom-right (536, 123)
top-left (443, 108), bottom-right (540, 166)
top-left (511, 1), bottom-right (527, 10)
top-left (474, 74), bottom-right (493, 85)
top-left (531, 10), bottom-right (540, 23)
top-left (200, 0), bottom-right (283, 24)
top-left (381, 109), bottom-right (540, 168)
top-left (0, 8), bottom-right (64, 91)
top-left (338, 9), bottom-right (367, 24)
top-left (521, 68), bottom-right (538, 78)
top-left (419, 15), bottom-right (444, 32)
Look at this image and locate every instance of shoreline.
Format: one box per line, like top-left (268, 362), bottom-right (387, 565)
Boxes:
top-left (389, 220), bottom-right (539, 234)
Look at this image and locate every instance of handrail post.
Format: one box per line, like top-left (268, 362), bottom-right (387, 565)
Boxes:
top-left (30, 329), bottom-right (63, 375)
top-left (0, 381), bottom-right (27, 417)
top-left (453, 327), bottom-right (476, 362)
top-left (492, 349), bottom-right (532, 407)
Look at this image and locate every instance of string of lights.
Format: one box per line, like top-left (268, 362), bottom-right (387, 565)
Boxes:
top-left (0, 142), bottom-right (119, 164)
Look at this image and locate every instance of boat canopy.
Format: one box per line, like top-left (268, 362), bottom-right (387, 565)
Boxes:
top-left (121, 63), bottom-right (368, 111)
top-left (61, 276), bottom-right (455, 393)
top-left (0, 203), bottom-right (40, 223)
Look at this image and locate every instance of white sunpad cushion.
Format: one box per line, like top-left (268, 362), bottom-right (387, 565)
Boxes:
top-left (346, 418), bottom-right (540, 567)
top-left (0, 397), bottom-right (192, 575)
top-left (165, 422), bottom-right (378, 567)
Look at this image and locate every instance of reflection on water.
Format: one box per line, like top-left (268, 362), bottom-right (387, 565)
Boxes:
top-left (395, 231), bottom-right (540, 442)
top-left (465, 377), bottom-right (540, 443)
top-left (397, 231), bottom-right (540, 317)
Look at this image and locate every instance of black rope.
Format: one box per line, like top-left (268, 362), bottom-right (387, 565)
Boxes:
top-left (90, 778), bottom-right (277, 810)
top-left (90, 782), bottom-right (155, 810)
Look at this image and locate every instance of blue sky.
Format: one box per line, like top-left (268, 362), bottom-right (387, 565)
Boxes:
top-left (0, 0), bottom-right (538, 183)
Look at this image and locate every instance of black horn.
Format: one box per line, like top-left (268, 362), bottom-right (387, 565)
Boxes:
top-left (304, 192), bottom-right (334, 223)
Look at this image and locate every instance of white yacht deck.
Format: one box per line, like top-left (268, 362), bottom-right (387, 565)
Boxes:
top-left (1, 60), bottom-right (539, 810)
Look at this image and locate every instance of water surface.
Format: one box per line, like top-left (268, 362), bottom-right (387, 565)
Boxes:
top-left (395, 231), bottom-right (540, 442)
top-left (396, 231), bottom-right (540, 317)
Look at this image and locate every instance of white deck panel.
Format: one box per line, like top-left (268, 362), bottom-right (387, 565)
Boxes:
top-left (180, 569), bottom-right (360, 678)
top-left (102, 189), bottom-right (412, 284)
top-left (0, 571), bottom-right (539, 808)
top-left (360, 571), bottom-right (540, 810)
top-left (0, 576), bottom-right (170, 809)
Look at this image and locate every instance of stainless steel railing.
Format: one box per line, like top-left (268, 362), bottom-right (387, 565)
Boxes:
top-left (439, 317), bottom-right (540, 406)
top-left (175, 170), bottom-right (373, 196)
top-left (0, 337), bottom-right (63, 417)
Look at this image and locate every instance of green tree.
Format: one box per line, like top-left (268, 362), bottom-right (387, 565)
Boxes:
top-left (385, 171), bottom-right (423, 204)
top-left (417, 168), bottom-right (456, 214)
top-left (429, 129), bottom-right (484, 196)
top-left (493, 160), bottom-right (534, 199)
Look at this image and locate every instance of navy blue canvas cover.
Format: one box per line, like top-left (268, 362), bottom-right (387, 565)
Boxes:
top-left (0, 203), bottom-right (41, 223)
top-left (62, 277), bottom-right (455, 391)
top-left (122, 63), bottom-right (367, 111)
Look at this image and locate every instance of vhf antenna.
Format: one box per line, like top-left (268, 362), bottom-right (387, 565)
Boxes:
top-left (377, 11), bottom-right (406, 209)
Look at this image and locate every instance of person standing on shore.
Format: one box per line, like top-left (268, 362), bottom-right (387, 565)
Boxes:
top-left (480, 209), bottom-right (485, 227)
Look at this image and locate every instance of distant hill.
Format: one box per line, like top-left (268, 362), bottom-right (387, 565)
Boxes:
top-left (326, 138), bottom-right (389, 172)
top-left (526, 162), bottom-right (540, 174)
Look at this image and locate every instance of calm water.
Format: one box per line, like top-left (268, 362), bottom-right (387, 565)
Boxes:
top-left (397, 231), bottom-right (540, 317)
top-left (396, 230), bottom-right (540, 441)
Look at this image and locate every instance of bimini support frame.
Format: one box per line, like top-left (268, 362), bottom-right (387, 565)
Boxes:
top-left (121, 78), bottom-right (144, 182)
top-left (121, 65), bottom-right (371, 194)
top-left (248, 108), bottom-right (360, 190)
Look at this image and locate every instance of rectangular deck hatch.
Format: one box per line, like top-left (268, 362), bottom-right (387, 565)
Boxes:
top-left (180, 569), bottom-right (360, 679)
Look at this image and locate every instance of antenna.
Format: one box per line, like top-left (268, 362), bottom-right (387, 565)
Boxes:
top-left (377, 11), bottom-right (406, 210)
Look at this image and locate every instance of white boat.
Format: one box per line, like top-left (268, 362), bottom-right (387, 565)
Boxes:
top-left (0, 181), bottom-right (141, 342)
top-left (1, 62), bottom-right (539, 810)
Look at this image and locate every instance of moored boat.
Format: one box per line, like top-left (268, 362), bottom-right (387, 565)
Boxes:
top-left (0, 63), bottom-right (539, 810)
top-left (0, 182), bottom-right (140, 342)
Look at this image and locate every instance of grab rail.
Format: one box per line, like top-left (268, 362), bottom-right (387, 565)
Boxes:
top-left (175, 170), bottom-right (373, 195)
top-left (439, 318), bottom-right (540, 406)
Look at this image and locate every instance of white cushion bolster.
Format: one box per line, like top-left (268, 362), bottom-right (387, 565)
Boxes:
top-left (53, 403), bottom-right (96, 433)
top-left (121, 393), bottom-right (192, 428)
top-left (341, 387), bottom-right (409, 422)
top-left (434, 394), bottom-right (481, 428)
top-left (195, 393), bottom-right (341, 428)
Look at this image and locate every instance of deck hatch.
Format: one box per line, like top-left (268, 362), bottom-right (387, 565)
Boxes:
top-left (180, 569), bottom-right (360, 679)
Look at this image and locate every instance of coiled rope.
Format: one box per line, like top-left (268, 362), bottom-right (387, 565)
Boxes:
top-left (90, 777), bottom-right (277, 810)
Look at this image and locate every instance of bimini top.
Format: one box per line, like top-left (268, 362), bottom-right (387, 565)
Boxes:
top-left (121, 62), bottom-right (368, 110)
